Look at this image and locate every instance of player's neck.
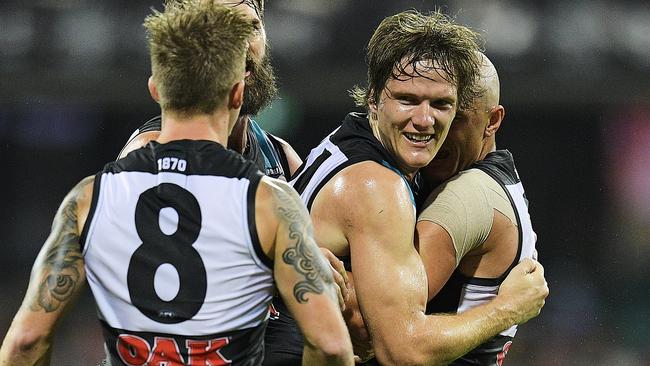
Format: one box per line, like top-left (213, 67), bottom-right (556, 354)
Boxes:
top-left (227, 115), bottom-right (250, 154)
top-left (479, 138), bottom-right (497, 160)
top-left (158, 109), bottom-right (231, 147)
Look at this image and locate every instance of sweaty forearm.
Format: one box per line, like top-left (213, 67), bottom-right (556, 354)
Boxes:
top-left (421, 298), bottom-right (516, 365)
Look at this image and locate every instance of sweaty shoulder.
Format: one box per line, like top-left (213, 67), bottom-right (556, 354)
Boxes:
top-left (418, 169), bottom-right (497, 264)
top-left (257, 176), bottom-right (298, 210)
top-left (319, 161), bottom-right (416, 231)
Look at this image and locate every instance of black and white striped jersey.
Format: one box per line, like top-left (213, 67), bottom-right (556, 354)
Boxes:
top-left (425, 150), bottom-right (537, 366)
top-left (290, 112), bottom-right (414, 211)
top-left (81, 140), bottom-right (273, 366)
top-left (290, 112), bottom-right (415, 272)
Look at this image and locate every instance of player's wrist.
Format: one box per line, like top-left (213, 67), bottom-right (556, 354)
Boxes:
top-left (489, 295), bottom-right (521, 327)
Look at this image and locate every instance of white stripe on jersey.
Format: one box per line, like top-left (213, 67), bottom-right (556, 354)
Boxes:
top-left (289, 128), bottom-right (346, 203)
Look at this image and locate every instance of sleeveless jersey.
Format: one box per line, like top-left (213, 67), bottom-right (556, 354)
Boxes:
top-left (290, 112), bottom-right (414, 212)
top-left (82, 140), bottom-right (273, 366)
top-left (263, 112), bottom-right (413, 366)
top-left (425, 150), bottom-right (537, 366)
top-left (292, 112), bottom-right (416, 271)
top-left (119, 116), bottom-right (291, 180)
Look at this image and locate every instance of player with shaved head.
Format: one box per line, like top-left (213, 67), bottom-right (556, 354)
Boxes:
top-left (417, 53), bottom-right (541, 365)
top-left (278, 11), bottom-right (548, 365)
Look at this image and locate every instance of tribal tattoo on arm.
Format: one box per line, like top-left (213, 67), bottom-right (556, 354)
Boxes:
top-left (27, 177), bottom-right (93, 313)
top-left (271, 183), bottom-right (335, 304)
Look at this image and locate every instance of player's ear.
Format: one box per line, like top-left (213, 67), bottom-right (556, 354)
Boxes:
top-left (485, 105), bottom-right (505, 137)
top-left (229, 80), bottom-right (245, 110)
top-left (367, 89), bottom-right (379, 121)
top-left (148, 76), bottom-right (160, 103)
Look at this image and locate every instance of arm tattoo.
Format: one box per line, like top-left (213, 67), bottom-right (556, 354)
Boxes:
top-left (28, 179), bottom-right (91, 313)
top-left (272, 184), bottom-right (333, 304)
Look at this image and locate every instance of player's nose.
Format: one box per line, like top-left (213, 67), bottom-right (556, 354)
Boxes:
top-left (411, 102), bottom-right (434, 130)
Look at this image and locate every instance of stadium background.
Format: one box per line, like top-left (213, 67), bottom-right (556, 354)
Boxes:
top-left (1, 0), bottom-right (649, 364)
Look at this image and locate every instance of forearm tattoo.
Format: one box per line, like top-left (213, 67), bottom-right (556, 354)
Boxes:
top-left (28, 179), bottom-right (90, 313)
top-left (272, 184), bottom-right (334, 304)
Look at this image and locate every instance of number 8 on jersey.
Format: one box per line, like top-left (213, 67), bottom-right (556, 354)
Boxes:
top-left (127, 183), bottom-right (207, 324)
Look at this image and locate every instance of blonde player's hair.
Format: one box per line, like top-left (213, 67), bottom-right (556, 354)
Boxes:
top-left (145, 1), bottom-right (254, 115)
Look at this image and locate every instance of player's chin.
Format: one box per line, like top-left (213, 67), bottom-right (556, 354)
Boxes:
top-left (404, 152), bottom-right (436, 171)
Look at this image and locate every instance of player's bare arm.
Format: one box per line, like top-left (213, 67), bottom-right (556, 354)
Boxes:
top-left (0, 176), bottom-right (94, 366)
top-left (414, 221), bottom-right (457, 300)
top-left (417, 209), bottom-right (520, 301)
top-left (323, 162), bottom-right (547, 365)
top-left (415, 218), bottom-right (548, 365)
top-left (255, 177), bottom-right (354, 365)
top-left (329, 162), bottom-right (433, 365)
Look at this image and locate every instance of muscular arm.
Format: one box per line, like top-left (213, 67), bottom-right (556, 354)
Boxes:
top-left (0, 176), bottom-right (94, 366)
top-left (255, 177), bottom-right (353, 366)
top-left (331, 163), bottom-right (547, 365)
top-left (415, 221), bottom-right (457, 300)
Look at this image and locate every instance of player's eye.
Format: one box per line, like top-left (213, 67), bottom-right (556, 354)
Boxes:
top-left (397, 96), bottom-right (417, 105)
top-left (432, 99), bottom-right (454, 111)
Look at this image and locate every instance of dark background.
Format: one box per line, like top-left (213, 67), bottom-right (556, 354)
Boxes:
top-left (1, 0), bottom-right (649, 364)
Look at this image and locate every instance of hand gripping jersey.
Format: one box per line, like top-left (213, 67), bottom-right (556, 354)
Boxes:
top-left (263, 112), bottom-right (414, 366)
top-left (424, 150), bottom-right (537, 366)
top-left (119, 116), bottom-right (292, 180)
top-left (81, 140), bottom-right (274, 366)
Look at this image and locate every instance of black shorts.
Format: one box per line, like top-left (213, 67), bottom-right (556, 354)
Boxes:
top-left (263, 296), bottom-right (304, 366)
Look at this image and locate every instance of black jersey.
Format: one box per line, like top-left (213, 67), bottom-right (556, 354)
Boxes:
top-left (83, 140), bottom-right (273, 365)
top-left (119, 116), bottom-right (292, 180)
top-left (264, 112), bottom-right (414, 366)
top-left (424, 150), bottom-right (537, 366)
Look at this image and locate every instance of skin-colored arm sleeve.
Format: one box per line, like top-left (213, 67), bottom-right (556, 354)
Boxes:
top-left (418, 169), bottom-right (494, 266)
top-left (0, 176), bottom-right (94, 366)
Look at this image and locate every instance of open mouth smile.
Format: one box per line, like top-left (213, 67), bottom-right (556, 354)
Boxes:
top-left (403, 132), bottom-right (434, 144)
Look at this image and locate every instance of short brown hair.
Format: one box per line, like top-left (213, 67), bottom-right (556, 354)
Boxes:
top-left (351, 9), bottom-right (484, 111)
top-left (145, 1), bottom-right (254, 115)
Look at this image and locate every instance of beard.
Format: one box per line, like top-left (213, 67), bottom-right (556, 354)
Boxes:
top-left (241, 48), bottom-right (278, 116)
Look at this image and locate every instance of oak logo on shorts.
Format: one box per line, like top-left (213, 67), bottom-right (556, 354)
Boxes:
top-left (116, 334), bottom-right (231, 366)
